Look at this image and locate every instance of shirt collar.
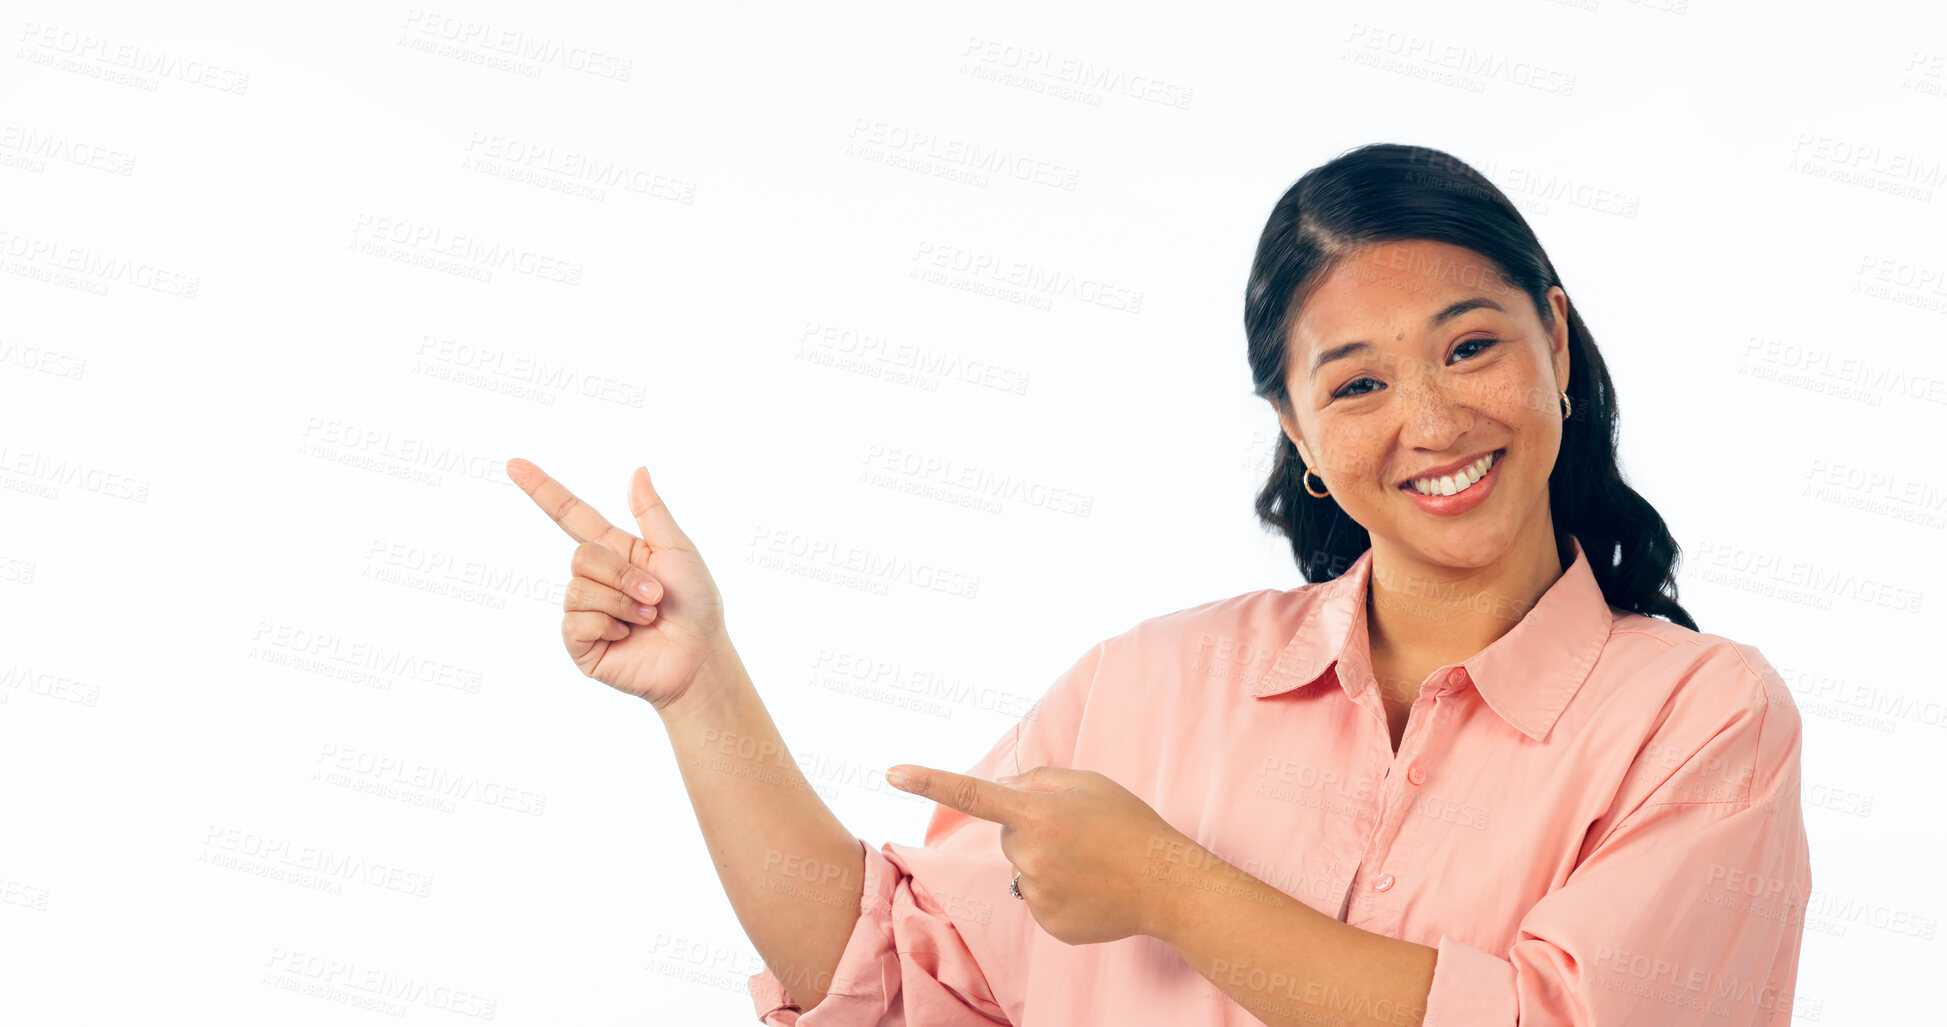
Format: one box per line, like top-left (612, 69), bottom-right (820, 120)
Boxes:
top-left (1250, 535), bottom-right (1614, 742)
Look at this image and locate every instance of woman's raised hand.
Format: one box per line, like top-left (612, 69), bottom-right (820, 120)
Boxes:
top-left (506, 458), bottom-right (728, 712)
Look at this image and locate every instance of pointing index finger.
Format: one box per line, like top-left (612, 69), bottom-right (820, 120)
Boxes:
top-left (507, 457), bottom-right (646, 562)
top-left (888, 765), bottom-right (1023, 825)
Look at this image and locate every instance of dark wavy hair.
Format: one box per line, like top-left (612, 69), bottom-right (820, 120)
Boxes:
top-left (1244, 142), bottom-right (1697, 630)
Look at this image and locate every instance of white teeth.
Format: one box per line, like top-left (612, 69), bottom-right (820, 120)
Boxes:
top-left (1409, 450), bottom-right (1495, 497)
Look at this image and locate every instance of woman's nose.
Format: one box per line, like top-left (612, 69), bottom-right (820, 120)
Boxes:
top-left (1394, 375), bottom-right (1473, 449)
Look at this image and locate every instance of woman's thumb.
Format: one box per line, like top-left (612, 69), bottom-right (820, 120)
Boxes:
top-left (629, 466), bottom-right (695, 551)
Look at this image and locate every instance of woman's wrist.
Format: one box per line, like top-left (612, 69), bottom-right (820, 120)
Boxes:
top-left (652, 636), bottom-right (744, 724)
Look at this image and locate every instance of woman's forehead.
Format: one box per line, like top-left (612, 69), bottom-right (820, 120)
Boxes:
top-left (1292, 245), bottom-right (1521, 348)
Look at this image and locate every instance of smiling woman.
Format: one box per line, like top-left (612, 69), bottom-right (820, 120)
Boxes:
top-left (512, 142), bottom-right (1810, 1027)
top-left (1246, 147), bottom-right (1690, 622)
top-left (1242, 145), bottom-right (1702, 756)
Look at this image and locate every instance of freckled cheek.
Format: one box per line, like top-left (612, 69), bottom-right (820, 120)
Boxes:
top-left (1317, 424), bottom-right (1390, 485)
top-left (1467, 368), bottom-right (1550, 426)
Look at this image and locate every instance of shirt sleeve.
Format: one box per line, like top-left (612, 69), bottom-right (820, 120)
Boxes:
top-left (1423, 650), bottom-right (1813, 1027)
top-left (746, 639), bottom-right (1108, 1026)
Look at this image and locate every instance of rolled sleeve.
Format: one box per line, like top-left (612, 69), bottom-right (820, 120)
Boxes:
top-left (745, 639), bottom-right (1108, 1025)
top-left (747, 836), bottom-right (938, 1026)
top-left (1424, 667), bottom-right (1813, 1027)
top-left (1423, 934), bottom-right (1518, 1025)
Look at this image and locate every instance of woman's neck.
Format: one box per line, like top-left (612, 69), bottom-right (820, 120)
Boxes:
top-left (1363, 522), bottom-right (1570, 670)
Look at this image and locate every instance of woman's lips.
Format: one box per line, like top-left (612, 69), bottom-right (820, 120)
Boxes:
top-left (1398, 448), bottom-right (1504, 517)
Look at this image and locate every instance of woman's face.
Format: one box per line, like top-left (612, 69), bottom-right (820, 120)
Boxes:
top-left (1275, 239), bottom-right (1572, 571)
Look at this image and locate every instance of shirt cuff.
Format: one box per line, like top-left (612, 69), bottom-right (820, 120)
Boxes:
top-left (1422, 934), bottom-right (1518, 1027)
top-left (747, 837), bottom-right (899, 1025)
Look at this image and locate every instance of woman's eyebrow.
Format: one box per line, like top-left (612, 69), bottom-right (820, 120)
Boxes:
top-left (1308, 296), bottom-right (1510, 378)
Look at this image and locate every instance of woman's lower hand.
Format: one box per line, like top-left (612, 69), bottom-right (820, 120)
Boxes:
top-left (507, 458), bottom-right (729, 712)
top-left (886, 763), bottom-right (1192, 945)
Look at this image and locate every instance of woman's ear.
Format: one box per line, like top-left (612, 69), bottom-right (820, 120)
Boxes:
top-left (1273, 407), bottom-right (1318, 472)
top-left (1270, 398), bottom-right (1307, 462)
top-left (1547, 286), bottom-right (1572, 388)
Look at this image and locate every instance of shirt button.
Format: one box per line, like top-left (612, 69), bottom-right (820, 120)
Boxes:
top-left (1373, 873), bottom-right (1395, 892)
top-left (1406, 764), bottom-right (1427, 786)
top-left (1446, 667), bottom-right (1468, 687)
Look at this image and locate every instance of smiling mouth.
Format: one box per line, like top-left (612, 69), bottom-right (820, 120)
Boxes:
top-left (1399, 448), bottom-right (1504, 497)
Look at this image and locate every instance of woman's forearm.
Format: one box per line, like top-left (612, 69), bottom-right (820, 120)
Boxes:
top-left (1152, 838), bottom-right (1437, 1027)
top-left (656, 638), bottom-right (865, 1013)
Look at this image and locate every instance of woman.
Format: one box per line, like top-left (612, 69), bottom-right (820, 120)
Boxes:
top-left (507, 143), bottom-right (1812, 1026)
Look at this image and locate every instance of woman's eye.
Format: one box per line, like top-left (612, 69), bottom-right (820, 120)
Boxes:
top-left (1330, 338), bottom-right (1499, 400)
top-left (1331, 377), bottom-right (1379, 400)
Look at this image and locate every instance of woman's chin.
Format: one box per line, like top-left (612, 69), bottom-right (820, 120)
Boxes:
top-left (1390, 524), bottom-right (1515, 572)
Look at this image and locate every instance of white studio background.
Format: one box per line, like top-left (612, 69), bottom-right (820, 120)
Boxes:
top-left (2, 1), bottom-right (1942, 1024)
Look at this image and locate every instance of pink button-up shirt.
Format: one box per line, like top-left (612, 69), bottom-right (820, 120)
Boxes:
top-left (748, 536), bottom-right (1813, 1025)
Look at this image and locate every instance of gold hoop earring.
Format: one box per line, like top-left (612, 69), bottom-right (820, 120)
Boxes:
top-left (1302, 465), bottom-right (1330, 499)
top-left (1560, 391), bottom-right (1572, 419)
